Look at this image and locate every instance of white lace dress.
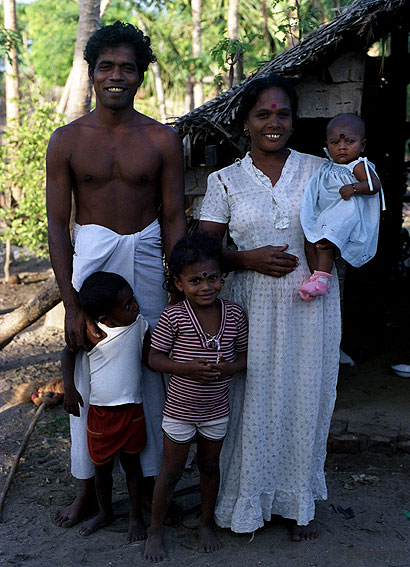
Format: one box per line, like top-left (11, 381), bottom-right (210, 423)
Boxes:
top-left (200, 150), bottom-right (341, 531)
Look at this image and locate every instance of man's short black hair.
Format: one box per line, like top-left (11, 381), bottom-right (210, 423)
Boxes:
top-left (78, 271), bottom-right (131, 320)
top-left (84, 20), bottom-right (156, 75)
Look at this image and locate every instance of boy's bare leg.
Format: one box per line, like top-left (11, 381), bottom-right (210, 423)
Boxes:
top-left (79, 461), bottom-right (114, 536)
top-left (119, 452), bottom-right (146, 543)
top-left (144, 437), bottom-right (190, 562)
top-left (54, 477), bottom-right (98, 528)
top-left (196, 436), bottom-right (224, 553)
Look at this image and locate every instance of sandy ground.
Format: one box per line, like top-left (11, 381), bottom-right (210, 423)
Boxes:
top-left (1, 257), bottom-right (410, 567)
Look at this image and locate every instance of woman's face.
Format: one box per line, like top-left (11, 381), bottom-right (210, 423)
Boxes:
top-left (244, 87), bottom-right (293, 155)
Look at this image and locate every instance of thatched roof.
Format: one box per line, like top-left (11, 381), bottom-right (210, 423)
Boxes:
top-left (174, 0), bottom-right (407, 142)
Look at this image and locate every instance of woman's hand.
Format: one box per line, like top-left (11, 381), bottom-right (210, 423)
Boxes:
top-left (245, 244), bottom-right (298, 277)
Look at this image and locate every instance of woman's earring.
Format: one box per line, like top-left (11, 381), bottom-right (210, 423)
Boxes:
top-left (244, 128), bottom-right (249, 137)
top-left (221, 278), bottom-right (225, 287)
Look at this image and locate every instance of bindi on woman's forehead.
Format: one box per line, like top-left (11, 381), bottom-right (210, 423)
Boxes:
top-left (271, 103), bottom-right (277, 109)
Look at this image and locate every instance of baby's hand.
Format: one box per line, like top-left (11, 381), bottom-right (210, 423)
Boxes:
top-left (63, 386), bottom-right (84, 417)
top-left (339, 184), bottom-right (355, 200)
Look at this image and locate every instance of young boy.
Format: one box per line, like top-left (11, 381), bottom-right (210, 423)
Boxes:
top-left (62, 271), bottom-right (149, 543)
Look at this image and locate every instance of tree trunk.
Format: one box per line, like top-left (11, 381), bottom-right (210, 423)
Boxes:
top-left (191, 0), bottom-right (203, 108)
top-left (227, 0), bottom-right (242, 87)
top-left (99, 0), bottom-right (110, 18)
top-left (137, 18), bottom-right (167, 123)
top-left (3, 0), bottom-right (19, 125)
top-left (65, 0), bottom-right (100, 123)
top-left (0, 277), bottom-right (61, 350)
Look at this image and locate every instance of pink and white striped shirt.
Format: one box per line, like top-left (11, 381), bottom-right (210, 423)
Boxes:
top-left (151, 299), bottom-right (248, 421)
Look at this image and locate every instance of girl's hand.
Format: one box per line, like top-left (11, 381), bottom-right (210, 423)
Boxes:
top-left (245, 245), bottom-right (298, 277)
top-left (211, 357), bottom-right (233, 379)
top-left (183, 359), bottom-right (221, 383)
top-left (63, 386), bottom-right (84, 417)
top-left (339, 184), bottom-right (354, 200)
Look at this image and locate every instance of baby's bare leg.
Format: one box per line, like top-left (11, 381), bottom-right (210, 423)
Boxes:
top-left (304, 240), bottom-right (318, 273)
top-left (120, 452), bottom-right (146, 543)
top-left (196, 436), bottom-right (224, 553)
top-left (315, 239), bottom-right (334, 274)
top-left (79, 461), bottom-right (114, 536)
top-left (144, 437), bottom-right (190, 562)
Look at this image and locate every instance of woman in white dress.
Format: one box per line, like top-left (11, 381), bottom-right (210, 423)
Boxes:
top-left (199, 75), bottom-right (341, 541)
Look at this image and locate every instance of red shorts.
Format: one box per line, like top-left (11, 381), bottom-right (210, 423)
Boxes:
top-left (87, 403), bottom-right (146, 466)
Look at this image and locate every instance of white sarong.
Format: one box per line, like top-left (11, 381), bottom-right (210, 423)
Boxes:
top-left (70, 220), bottom-right (168, 478)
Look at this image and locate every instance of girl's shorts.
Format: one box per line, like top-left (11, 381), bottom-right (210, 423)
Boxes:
top-left (162, 415), bottom-right (229, 444)
top-left (87, 403), bottom-right (146, 466)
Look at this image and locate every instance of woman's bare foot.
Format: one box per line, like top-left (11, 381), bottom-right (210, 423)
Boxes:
top-left (198, 523), bottom-right (222, 553)
top-left (127, 512), bottom-right (147, 544)
top-left (78, 511), bottom-right (113, 537)
top-left (53, 491), bottom-right (98, 528)
top-left (289, 519), bottom-right (320, 541)
top-left (143, 532), bottom-right (167, 562)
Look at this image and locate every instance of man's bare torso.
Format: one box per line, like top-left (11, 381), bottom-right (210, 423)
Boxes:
top-left (61, 110), bottom-right (170, 235)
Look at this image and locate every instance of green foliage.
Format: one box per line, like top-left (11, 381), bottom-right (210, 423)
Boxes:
top-left (0, 28), bottom-right (21, 63)
top-left (25, 0), bottom-right (79, 88)
top-left (210, 33), bottom-right (264, 73)
top-left (0, 94), bottom-right (65, 258)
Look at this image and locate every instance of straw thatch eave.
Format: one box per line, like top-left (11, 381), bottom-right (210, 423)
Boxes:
top-left (174, 0), bottom-right (407, 142)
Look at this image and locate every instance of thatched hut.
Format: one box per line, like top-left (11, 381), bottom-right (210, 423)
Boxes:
top-left (175, 0), bottom-right (410, 359)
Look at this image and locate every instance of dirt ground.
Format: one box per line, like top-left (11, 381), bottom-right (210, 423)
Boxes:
top-left (1, 256), bottom-right (410, 567)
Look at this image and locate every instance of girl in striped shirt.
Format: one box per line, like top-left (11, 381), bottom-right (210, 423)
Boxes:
top-left (144, 233), bottom-right (248, 562)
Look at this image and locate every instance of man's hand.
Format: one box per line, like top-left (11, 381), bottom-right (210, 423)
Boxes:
top-left (63, 385), bottom-right (84, 417)
top-left (339, 184), bottom-right (355, 200)
top-left (65, 305), bottom-right (101, 352)
top-left (246, 244), bottom-right (299, 277)
top-left (183, 359), bottom-right (221, 383)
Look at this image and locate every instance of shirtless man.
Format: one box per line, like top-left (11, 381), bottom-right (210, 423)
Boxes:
top-left (46, 21), bottom-right (186, 530)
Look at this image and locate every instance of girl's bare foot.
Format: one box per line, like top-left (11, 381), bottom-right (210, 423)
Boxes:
top-left (78, 511), bottom-right (113, 537)
top-left (143, 532), bottom-right (167, 562)
top-left (127, 512), bottom-right (147, 544)
top-left (198, 524), bottom-right (222, 553)
top-left (289, 519), bottom-right (320, 541)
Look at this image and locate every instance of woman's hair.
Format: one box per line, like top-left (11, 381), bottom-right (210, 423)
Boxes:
top-left (78, 271), bottom-right (131, 320)
top-left (84, 20), bottom-right (156, 75)
top-left (237, 74), bottom-right (298, 125)
top-left (165, 232), bottom-right (223, 295)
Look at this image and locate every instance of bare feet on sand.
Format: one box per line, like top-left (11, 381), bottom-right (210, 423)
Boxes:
top-left (143, 532), bottom-right (166, 563)
top-left (198, 523), bottom-right (222, 553)
top-left (126, 512), bottom-right (147, 544)
top-left (53, 493), bottom-right (98, 528)
top-left (289, 519), bottom-right (320, 541)
top-left (78, 511), bottom-right (114, 537)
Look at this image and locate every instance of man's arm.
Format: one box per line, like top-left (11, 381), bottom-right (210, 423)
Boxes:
top-left (46, 128), bottom-right (100, 351)
top-left (159, 127), bottom-right (187, 259)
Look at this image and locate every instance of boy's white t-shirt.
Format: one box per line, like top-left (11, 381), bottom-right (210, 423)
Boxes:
top-left (87, 314), bottom-right (148, 407)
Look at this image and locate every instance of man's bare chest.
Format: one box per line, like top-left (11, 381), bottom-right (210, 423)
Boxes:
top-left (69, 135), bottom-right (162, 186)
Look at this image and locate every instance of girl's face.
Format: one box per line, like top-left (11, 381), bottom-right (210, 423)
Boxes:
top-left (174, 259), bottom-right (222, 309)
top-left (244, 87), bottom-right (293, 156)
top-left (326, 122), bottom-right (365, 164)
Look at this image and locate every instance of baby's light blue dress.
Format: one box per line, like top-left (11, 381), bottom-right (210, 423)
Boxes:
top-left (300, 156), bottom-right (385, 268)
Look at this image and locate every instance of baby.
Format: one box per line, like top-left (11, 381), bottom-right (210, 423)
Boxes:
top-left (299, 113), bottom-right (384, 300)
top-left (62, 271), bottom-right (149, 542)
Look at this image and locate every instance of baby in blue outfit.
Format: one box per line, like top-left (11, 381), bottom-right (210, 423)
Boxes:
top-left (299, 113), bottom-right (385, 300)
